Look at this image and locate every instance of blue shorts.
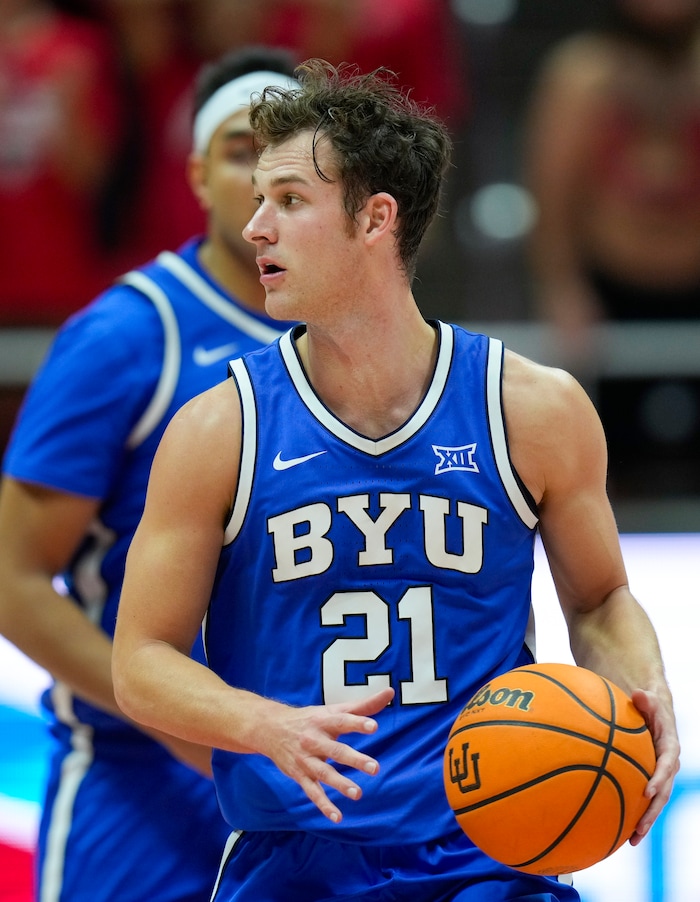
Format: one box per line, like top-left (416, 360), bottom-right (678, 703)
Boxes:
top-left (37, 728), bottom-right (230, 902)
top-left (211, 828), bottom-right (580, 902)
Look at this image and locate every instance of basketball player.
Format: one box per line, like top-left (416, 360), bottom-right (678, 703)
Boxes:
top-left (113, 60), bottom-right (680, 901)
top-left (0, 48), bottom-right (298, 902)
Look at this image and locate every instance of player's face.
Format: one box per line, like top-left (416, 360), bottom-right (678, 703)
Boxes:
top-left (189, 108), bottom-right (261, 266)
top-left (243, 130), bottom-right (364, 323)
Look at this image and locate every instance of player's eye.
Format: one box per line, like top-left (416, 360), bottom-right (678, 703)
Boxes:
top-left (229, 148), bottom-right (258, 166)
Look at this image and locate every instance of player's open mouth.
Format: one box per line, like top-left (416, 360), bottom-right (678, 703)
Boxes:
top-left (258, 260), bottom-right (286, 285)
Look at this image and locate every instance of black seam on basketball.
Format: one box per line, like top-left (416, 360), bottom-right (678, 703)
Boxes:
top-left (453, 763), bottom-right (611, 815)
top-left (509, 666), bottom-right (624, 727)
top-left (453, 763), bottom-right (628, 869)
top-left (447, 667), bottom-right (652, 872)
top-left (451, 681), bottom-right (631, 870)
top-left (509, 769), bottom-right (628, 870)
top-left (449, 720), bottom-right (654, 779)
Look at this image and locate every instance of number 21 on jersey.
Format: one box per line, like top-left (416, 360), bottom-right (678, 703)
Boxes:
top-left (321, 586), bottom-right (448, 705)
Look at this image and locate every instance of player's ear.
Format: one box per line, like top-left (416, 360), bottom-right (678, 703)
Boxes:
top-left (363, 192), bottom-right (398, 244)
top-left (187, 152), bottom-right (212, 212)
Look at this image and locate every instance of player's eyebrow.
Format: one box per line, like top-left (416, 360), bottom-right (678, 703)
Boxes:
top-left (251, 172), bottom-right (312, 189)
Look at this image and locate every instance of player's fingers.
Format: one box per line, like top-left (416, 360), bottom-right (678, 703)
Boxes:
top-left (299, 730), bottom-right (380, 778)
top-left (320, 710), bottom-right (381, 745)
top-left (630, 786), bottom-right (670, 845)
top-left (297, 772), bottom-right (344, 823)
top-left (341, 686), bottom-right (395, 718)
top-left (629, 751), bottom-right (679, 844)
top-left (628, 688), bottom-right (680, 844)
top-left (647, 746), bottom-right (681, 797)
top-left (297, 760), bottom-right (363, 824)
top-left (330, 738), bottom-right (380, 777)
top-left (630, 688), bottom-right (680, 792)
top-left (322, 689), bottom-right (395, 741)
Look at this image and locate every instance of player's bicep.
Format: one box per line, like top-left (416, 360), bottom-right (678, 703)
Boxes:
top-left (536, 383), bottom-right (628, 615)
top-left (119, 383), bottom-right (239, 654)
top-left (506, 356), bottom-right (627, 613)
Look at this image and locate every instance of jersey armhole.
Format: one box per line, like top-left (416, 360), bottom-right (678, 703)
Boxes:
top-left (121, 271), bottom-right (182, 449)
top-left (486, 338), bottom-right (539, 530)
top-left (223, 358), bottom-right (256, 545)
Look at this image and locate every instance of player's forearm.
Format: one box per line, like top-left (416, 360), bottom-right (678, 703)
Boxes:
top-left (566, 585), bottom-right (671, 699)
top-left (112, 640), bottom-right (274, 755)
top-left (0, 573), bottom-right (121, 714)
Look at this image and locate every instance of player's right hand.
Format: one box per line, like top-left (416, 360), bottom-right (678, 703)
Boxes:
top-left (257, 686), bottom-right (395, 823)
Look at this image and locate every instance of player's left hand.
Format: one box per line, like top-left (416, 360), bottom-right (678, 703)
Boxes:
top-left (628, 687), bottom-right (680, 845)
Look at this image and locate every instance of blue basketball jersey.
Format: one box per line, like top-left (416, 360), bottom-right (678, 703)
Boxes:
top-left (207, 322), bottom-right (540, 845)
top-left (3, 237), bottom-right (290, 736)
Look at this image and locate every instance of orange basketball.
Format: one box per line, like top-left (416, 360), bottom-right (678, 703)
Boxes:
top-left (443, 662), bottom-right (656, 876)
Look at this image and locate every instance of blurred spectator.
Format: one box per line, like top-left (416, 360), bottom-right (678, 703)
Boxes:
top-left (0, 0), bottom-right (122, 325)
top-left (525, 0), bottom-right (700, 346)
top-left (189, 0), bottom-right (273, 61)
top-left (98, 0), bottom-right (207, 273)
top-left (523, 0), bottom-right (700, 495)
top-left (195, 0), bottom-right (469, 131)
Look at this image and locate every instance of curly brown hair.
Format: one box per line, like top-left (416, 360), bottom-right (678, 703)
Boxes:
top-left (249, 59), bottom-right (453, 280)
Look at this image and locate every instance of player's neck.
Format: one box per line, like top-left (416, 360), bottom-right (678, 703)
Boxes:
top-left (298, 309), bottom-right (438, 439)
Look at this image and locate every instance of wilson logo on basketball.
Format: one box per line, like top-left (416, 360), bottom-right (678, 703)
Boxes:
top-left (463, 682), bottom-right (535, 714)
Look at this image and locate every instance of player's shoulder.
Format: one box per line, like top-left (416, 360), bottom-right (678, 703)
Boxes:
top-left (33, 282), bottom-right (167, 394)
top-left (156, 379), bottom-right (242, 491)
top-left (63, 279), bottom-right (166, 345)
top-left (502, 350), bottom-right (606, 503)
top-left (502, 349), bottom-right (593, 423)
top-left (168, 378), bottom-right (241, 442)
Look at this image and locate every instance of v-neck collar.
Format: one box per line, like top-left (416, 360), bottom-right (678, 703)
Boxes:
top-left (278, 321), bottom-right (454, 456)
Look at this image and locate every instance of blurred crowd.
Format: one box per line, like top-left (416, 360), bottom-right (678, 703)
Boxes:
top-left (0, 0), bottom-right (468, 327)
top-left (525, 0), bottom-right (700, 344)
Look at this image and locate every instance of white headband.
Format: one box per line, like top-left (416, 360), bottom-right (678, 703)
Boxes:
top-left (193, 70), bottom-right (299, 153)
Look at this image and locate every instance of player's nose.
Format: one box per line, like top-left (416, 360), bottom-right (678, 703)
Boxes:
top-left (243, 203), bottom-right (277, 245)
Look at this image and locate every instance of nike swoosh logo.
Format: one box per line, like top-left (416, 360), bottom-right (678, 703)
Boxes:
top-left (273, 450), bottom-right (327, 470)
top-left (193, 342), bottom-right (240, 366)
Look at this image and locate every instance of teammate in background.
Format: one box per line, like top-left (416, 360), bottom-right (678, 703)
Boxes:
top-left (0, 46), bottom-right (298, 902)
top-left (113, 60), bottom-right (680, 901)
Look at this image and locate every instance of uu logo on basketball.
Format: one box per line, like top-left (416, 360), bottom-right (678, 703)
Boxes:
top-left (447, 742), bottom-right (482, 795)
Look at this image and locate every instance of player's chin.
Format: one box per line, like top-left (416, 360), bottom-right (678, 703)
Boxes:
top-left (264, 293), bottom-right (300, 324)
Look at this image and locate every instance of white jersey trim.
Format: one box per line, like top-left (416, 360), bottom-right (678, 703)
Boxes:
top-left (122, 270), bottom-right (182, 449)
top-left (40, 685), bottom-right (95, 902)
top-left (224, 358), bottom-right (257, 544)
top-left (157, 251), bottom-right (283, 343)
top-left (122, 253), bottom-right (285, 449)
top-left (209, 830), bottom-right (244, 902)
top-left (486, 338), bottom-right (539, 530)
top-left (278, 322), bottom-right (454, 455)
